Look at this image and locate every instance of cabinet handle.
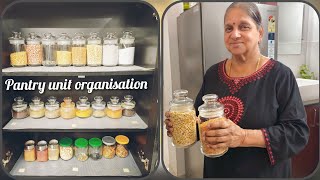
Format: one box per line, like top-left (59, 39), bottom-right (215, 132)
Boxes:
top-left (314, 108), bottom-right (319, 126)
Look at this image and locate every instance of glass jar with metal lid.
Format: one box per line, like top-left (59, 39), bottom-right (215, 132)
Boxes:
top-left (115, 135), bottom-right (129, 158)
top-left (92, 96), bottom-right (106, 118)
top-left (102, 136), bottom-right (116, 159)
top-left (8, 31), bottom-right (27, 67)
top-left (42, 33), bottom-right (57, 66)
top-left (106, 96), bottom-right (122, 119)
top-left (121, 95), bottom-right (136, 117)
top-left (60, 97), bottom-right (76, 119)
top-left (75, 138), bottom-right (89, 161)
top-left (76, 96), bottom-right (92, 118)
top-left (12, 96), bottom-right (29, 119)
top-left (56, 33), bottom-right (72, 66)
top-left (103, 32), bottom-right (119, 66)
top-left (59, 137), bottom-right (73, 160)
top-left (119, 31), bottom-right (135, 66)
top-left (29, 96), bottom-right (45, 119)
top-left (24, 140), bottom-right (36, 162)
top-left (87, 32), bottom-right (102, 66)
top-left (25, 32), bottom-right (43, 66)
top-left (89, 137), bottom-right (102, 160)
top-left (36, 140), bottom-right (48, 162)
top-left (48, 139), bottom-right (59, 161)
top-left (72, 32), bottom-right (87, 66)
top-left (45, 96), bottom-right (60, 119)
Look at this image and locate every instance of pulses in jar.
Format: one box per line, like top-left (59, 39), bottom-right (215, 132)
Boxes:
top-left (60, 146), bottom-right (73, 160)
top-left (87, 45), bottom-right (102, 65)
top-left (102, 145), bottom-right (116, 159)
top-left (57, 51), bottom-right (72, 66)
top-left (72, 47), bottom-right (87, 66)
top-left (10, 51), bottom-right (27, 66)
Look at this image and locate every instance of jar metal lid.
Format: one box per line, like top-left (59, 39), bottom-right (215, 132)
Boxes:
top-left (102, 136), bottom-right (116, 146)
top-left (49, 139), bottom-right (59, 148)
top-left (37, 140), bottom-right (48, 151)
top-left (25, 140), bottom-right (35, 150)
top-left (115, 135), bottom-right (129, 145)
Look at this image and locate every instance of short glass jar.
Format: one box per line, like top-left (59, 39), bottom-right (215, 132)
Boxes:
top-left (60, 97), bottom-right (76, 119)
top-left (75, 138), bottom-right (89, 162)
top-left (76, 96), bottom-right (92, 118)
top-left (106, 96), bottom-right (122, 119)
top-left (42, 33), bottom-right (57, 66)
top-left (36, 140), bottom-right (48, 162)
top-left (115, 135), bottom-right (129, 158)
top-left (121, 95), bottom-right (136, 117)
top-left (91, 96), bottom-right (106, 118)
top-left (87, 32), bottom-right (102, 66)
top-left (8, 31), bottom-right (27, 67)
top-left (29, 96), bottom-right (45, 119)
top-left (24, 140), bottom-right (36, 162)
top-left (56, 33), bottom-right (72, 67)
top-left (72, 32), bottom-right (87, 66)
top-left (25, 32), bottom-right (43, 66)
top-left (89, 138), bottom-right (102, 160)
top-left (12, 97), bottom-right (29, 119)
top-left (102, 136), bottom-right (116, 159)
top-left (48, 139), bottom-right (60, 161)
top-left (45, 96), bottom-right (60, 119)
top-left (59, 137), bottom-right (73, 161)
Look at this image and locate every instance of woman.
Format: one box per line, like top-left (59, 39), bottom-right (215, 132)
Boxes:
top-left (165, 2), bottom-right (309, 178)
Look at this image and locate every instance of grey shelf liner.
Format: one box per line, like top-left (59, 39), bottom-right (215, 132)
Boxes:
top-left (11, 152), bottom-right (141, 176)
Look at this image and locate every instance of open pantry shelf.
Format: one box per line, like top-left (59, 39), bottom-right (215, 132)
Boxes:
top-left (10, 152), bottom-right (141, 177)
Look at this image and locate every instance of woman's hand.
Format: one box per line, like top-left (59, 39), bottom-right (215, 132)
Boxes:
top-left (165, 111), bottom-right (173, 137)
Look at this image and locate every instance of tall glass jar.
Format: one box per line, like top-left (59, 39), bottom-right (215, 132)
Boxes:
top-left (198, 94), bottom-right (228, 158)
top-left (60, 97), bottom-right (76, 119)
top-left (12, 96), bottom-right (29, 119)
top-left (48, 139), bottom-right (59, 161)
top-left (59, 137), bottom-right (73, 161)
top-left (169, 89), bottom-right (197, 148)
top-left (92, 96), bottom-right (106, 118)
top-left (76, 96), bottom-right (92, 118)
top-left (29, 96), bottom-right (45, 119)
top-left (106, 96), bottom-right (122, 119)
top-left (56, 33), bottom-right (72, 66)
top-left (75, 138), bottom-right (89, 161)
top-left (25, 32), bottom-right (43, 66)
top-left (89, 138), bottom-right (102, 160)
top-left (121, 95), bottom-right (136, 117)
top-left (8, 32), bottom-right (27, 67)
top-left (24, 140), bottom-right (36, 162)
top-left (36, 140), bottom-right (48, 162)
top-left (119, 31), bottom-right (135, 66)
top-left (42, 33), bottom-right (57, 66)
top-left (103, 32), bottom-right (118, 66)
top-left (72, 32), bottom-right (87, 66)
top-left (115, 135), bottom-right (129, 158)
top-left (45, 96), bottom-right (60, 119)
top-left (87, 32), bottom-right (102, 66)
top-left (102, 136), bottom-right (116, 159)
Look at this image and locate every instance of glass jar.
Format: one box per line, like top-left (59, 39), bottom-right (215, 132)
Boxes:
top-left (106, 96), bottom-right (122, 119)
top-left (89, 138), bottom-right (102, 160)
top-left (87, 32), bottom-right (102, 66)
top-left (92, 96), bottom-right (106, 118)
top-left (24, 140), bottom-right (36, 162)
top-left (8, 31), bottom-right (27, 67)
top-left (103, 32), bottom-right (119, 66)
top-left (59, 137), bottom-right (73, 160)
top-left (72, 32), bottom-right (87, 66)
top-left (12, 96), bottom-right (29, 119)
top-left (36, 140), bottom-right (48, 162)
top-left (25, 32), bottom-right (43, 66)
top-left (75, 138), bottom-right (89, 161)
top-left (60, 97), bottom-right (76, 119)
top-left (76, 96), bottom-right (92, 118)
top-left (121, 95), bottom-right (136, 117)
top-left (48, 139), bottom-right (59, 161)
top-left (115, 135), bottom-right (129, 158)
top-left (29, 96), bottom-right (45, 119)
top-left (119, 31), bottom-right (135, 66)
top-left (56, 33), bottom-right (72, 66)
top-left (169, 89), bottom-right (197, 148)
top-left (102, 136), bottom-right (116, 159)
top-left (42, 33), bottom-right (57, 66)
top-left (198, 94), bottom-right (228, 158)
top-left (45, 96), bottom-right (60, 119)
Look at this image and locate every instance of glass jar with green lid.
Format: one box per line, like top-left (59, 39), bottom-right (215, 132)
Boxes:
top-left (59, 137), bottom-right (73, 160)
top-left (89, 138), bottom-right (102, 160)
top-left (75, 138), bottom-right (89, 161)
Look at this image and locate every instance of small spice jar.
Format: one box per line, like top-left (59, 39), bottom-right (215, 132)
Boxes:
top-left (25, 32), bottom-right (43, 66)
top-left (87, 32), bottom-right (102, 66)
top-left (72, 32), bottom-right (87, 66)
top-left (121, 95), bottom-right (136, 117)
top-left (29, 96), bottom-right (45, 119)
top-left (115, 135), bottom-right (129, 158)
top-left (119, 31), bottom-right (135, 66)
top-left (24, 140), bottom-right (36, 162)
top-left (12, 96), bottom-right (29, 119)
top-left (42, 33), bottom-right (57, 66)
top-left (59, 137), bottom-right (73, 161)
top-left (103, 32), bottom-right (119, 66)
top-left (45, 96), bottom-right (60, 119)
top-left (60, 97), bottom-right (76, 119)
top-left (89, 138), bottom-right (102, 160)
top-left (75, 138), bottom-right (89, 162)
top-left (8, 31), bottom-right (27, 67)
top-left (92, 96), bottom-right (106, 118)
top-left (56, 33), bottom-right (72, 67)
top-left (48, 139), bottom-right (59, 161)
top-left (106, 96), bottom-right (122, 119)
top-left (102, 136), bottom-right (116, 159)
top-left (76, 96), bottom-right (92, 118)
top-left (36, 140), bottom-right (48, 162)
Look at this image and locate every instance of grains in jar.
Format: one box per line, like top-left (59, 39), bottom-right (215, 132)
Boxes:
top-left (10, 51), bottom-right (27, 67)
top-left (36, 140), bottom-right (48, 162)
top-left (24, 140), bottom-right (36, 162)
top-left (115, 135), bottom-right (129, 158)
top-left (87, 45), bottom-right (102, 66)
top-left (72, 47), bottom-right (87, 66)
top-left (102, 136), bottom-right (116, 159)
top-left (57, 51), bottom-right (72, 66)
top-left (25, 44), bottom-right (43, 66)
top-left (9, 31), bottom-right (27, 67)
top-left (59, 137), bottom-right (73, 161)
top-left (48, 139), bottom-right (60, 161)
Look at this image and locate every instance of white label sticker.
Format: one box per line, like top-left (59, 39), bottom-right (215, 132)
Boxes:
top-left (18, 168), bottom-right (25, 173)
top-left (78, 75), bottom-right (85, 79)
top-left (72, 124), bottom-right (77, 128)
top-left (72, 167), bottom-right (79, 172)
top-left (123, 168), bottom-right (130, 173)
top-left (131, 121), bottom-right (138, 124)
top-left (11, 122), bottom-right (17, 126)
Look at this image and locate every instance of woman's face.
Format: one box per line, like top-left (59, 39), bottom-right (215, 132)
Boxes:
top-left (224, 7), bottom-right (263, 56)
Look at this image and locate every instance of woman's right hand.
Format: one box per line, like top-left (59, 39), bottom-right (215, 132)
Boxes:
top-left (165, 111), bottom-right (173, 137)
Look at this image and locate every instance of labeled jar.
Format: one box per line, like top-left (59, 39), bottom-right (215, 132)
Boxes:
top-left (75, 138), bottom-right (89, 161)
top-left (45, 96), bottom-right (60, 119)
top-left (8, 32), bottom-right (27, 67)
top-left (60, 97), bottom-right (76, 119)
top-left (56, 33), bottom-right (72, 66)
top-left (12, 96), bottom-right (29, 119)
top-left (87, 32), bottom-right (102, 66)
top-left (25, 32), bottom-right (43, 66)
top-left (89, 138), bottom-right (102, 160)
top-left (42, 33), bottom-right (57, 66)
top-left (103, 32), bottom-right (118, 66)
top-left (24, 140), bottom-right (36, 162)
top-left (76, 96), bottom-right (92, 118)
top-left (72, 32), bottom-right (87, 66)
top-left (36, 140), bottom-right (48, 162)
top-left (106, 96), bottom-right (122, 119)
top-left (119, 31), bottom-right (135, 66)
top-left (115, 135), bottom-right (129, 158)
top-left (92, 96), bottom-right (106, 118)
top-left (48, 139), bottom-right (59, 161)
top-left (102, 136), bottom-right (116, 159)
top-left (29, 96), bottom-right (45, 119)
top-left (59, 137), bottom-right (73, 160)
top-left (198, 94), bottom-right (228, 158)
top-left (169, 90), bottom-right (197, 148)
top-left (121, 95), bottom-right (136, 117)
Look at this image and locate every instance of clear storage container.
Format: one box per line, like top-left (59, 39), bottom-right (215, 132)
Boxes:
top-left (57, 33), bottom-right (72, 66)
top-left (121, 95), bottom-right (136, 117)
top-left (45, 96), bottom-right (60, 119)
top-left (29, 96), bottom-right (45, 119)
top-left (102, 136), bottom-right (116, 159)
top-left (115, 135), bottom-right (129, 158)
top-left (60, 97), bottom-right (76, 119)
top-left (92, 96), bottom-right (106, 118)
top-left (106, 96), bottom-right (122, 119)
top-left (36, 140), bottom-right (48, 162)
top-left (103, 32), bottom-right (118, 66)
top-left (8, 32), bottom-right (27, 67)
top-left (76, 96), bottom-right (92, 118)
top-left (48, 139), bottom-right (59, 161)
top-left (72, 32), bottom-right (87, 66)
top-left (42, 33), bottom-right (57, 66)
top-left (59, 137), bottom-right (73, 161)
top-left (24, 140), bottom-right (36, 162)
top-left (12, 97), bottom-right (29, 119)
top-left (75, 138), bottom-right (89, 161)
top-left (119, 31), bottom-right (135, 66)
top-left (87, 32), bottom-right (102, 66)
top-left (89, 138), bottom-right (102, 160)
top-left (25, 32), bottom-right (43, 66)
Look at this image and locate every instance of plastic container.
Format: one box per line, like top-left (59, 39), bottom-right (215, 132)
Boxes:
top-left (45, 96), bottom-right (60, 119)
top-left (103, 32), bottom-right (118, 66)
top-left (12, 97), bottom-right (29, 119)
top-left (8, 32), bottom-right (27, 67)
top-left (121, 95), bottom-right (136, 117)
top-left (89, 138), bottom-right (102, 160)
top-left (48, 139), bottom-right (60, 161)
top-left (75, 138), bottom-right (89, 161)
top-left (72, 32), bottom-right (87, 66)
top-left (24, 140), bottom-right (36, 162)
top-left (118, 31), bottom-right (135, 66)
top-left (60, 97), bottom-right (76, 119)
top-left (36, 140), bottom-right (48, 162)
top-left (25, 32), bottom-right (43, 66)
top-left (42, 33), bottom-right (57, 66)
top-left (29, 96), bottom-right (45, 119)
top-left (59, 137), bottom-right (73, 160)
top-left (92, 96), bottom-right (106, 118)
top-left (76, 96), bottom-right (92, 118)
top-left (102, 136), bottom-right (116, 159)
top-left (106, 96), bottom-right (122, 119)
top-left (87, 32), bottom-right (102, 66)
top-left (115, 135), bottom-right (129, 158)
top-left (56, 33), bottom-right (72, 66)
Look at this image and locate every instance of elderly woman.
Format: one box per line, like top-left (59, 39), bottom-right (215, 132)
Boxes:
top-left (165, 2), bottom-right (309, 178)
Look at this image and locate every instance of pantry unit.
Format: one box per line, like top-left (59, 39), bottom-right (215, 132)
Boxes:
top-left (1, 1), bottom-right (159, 178)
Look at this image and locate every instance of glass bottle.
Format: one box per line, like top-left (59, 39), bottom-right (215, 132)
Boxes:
top-left (121, 95), bottom-right (136, 117)
top-left (60, 97), bottom-right (76, 119)
top-left (36, 140), bottom-right (48, 162)
top-left (29, 96), bottom-right (45, 119)
top-left (56, 33), bottom-right (72, 66)
top-left (12, 96), bottom-right (29, 119)
top-left (87, 32), bottom-right (102, 66)
top-left (89, 138), bottom-right (102, 160)
top-left (59, 137), bottom-right (73, 161)
top-left (48, 139), bottom-right (59, 161)
top-left (118, 31), bottom-right (135, 66)
top-left (72, 32), bottom-right (87, 66)
top-left (102, 136), bottom-right (116, 159)
top-left (103, 32), bottom-right (118, 66)
top-left (24, 140), bottom-right (36, 162)
top-left (42, 33), bottom-right (57, 66)
top-left (8, 31), bottom-right (27, 67)
top-left (75, 138), bottom-right (89, 161)
top-left (169, 89), bottom-right (197, 148)
top-left (115, 135), bottom-right (129, 158)
top-left (45, 96), bottom-right (60, 119)
top-left (92, 96), bottom-right (106, 118)
top-left (76, 96), bottom-right (92, 118)
top-left (198, 94), bottom-right (228, 158)
top-left (106, 96), bottom-right (122, 119)
top-left (25, 32), bottom-right (43, 66)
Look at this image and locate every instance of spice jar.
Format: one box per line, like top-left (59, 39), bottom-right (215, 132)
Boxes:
top-left (60, 97), bottom-right (76, 119)
top-left (198, 94), bottom-right (228, 158)
top-left (72, 32), bottom-right (87, 66)
top-left (119, 31), bottom-right (135, 66)
top-left (8, 32), bottom-right (27, 67)
top-left (87, 32), bottom-right (102, 66)
top-left (56, 33), bottom-right (72, 66)
top-left (106, 96), bottom-right (122, 119)
top-left (75, 138), bottom-right (89, 162)
top-left (115, 135), bottom-right (129, 158)
top-left (12, 97), bottom-right (29, 119)
top-left (102, 136), bottom-right (116, 159)
top-left (92, 96), bottom-right (106, 118)
top-left (89, 138), bottom-right (102, 160)
top-left (25, 32), bottom-right (43, 66)
top-left (121, 95), bottom-right (136, 117)
top-left (76, 96), bottom-right (92, 118)
top-left (24, 140), bottom-right (36, 162)
top-left (36, 140), bottom-right (48, 162)
top-left (169, 89), bottom-right (197, 148)
top-left (42, 33), bottom-right (57, 66)
top-left (48, 139), bottom-right (59, 161)
top-left (103, 32), bottom-right (119, 66)
top-left (29, 96), bottom-right (45, 119)
top-left (45, 96), bottom-right (60, 119)
top-left (59, 137), bottom-right (73, 160)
